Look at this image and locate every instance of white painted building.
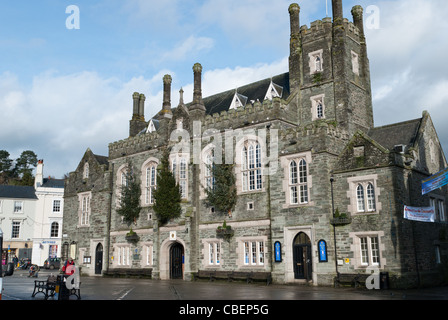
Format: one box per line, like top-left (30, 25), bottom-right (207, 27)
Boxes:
top-left (0, 185), bottom-right (37, 263)
top-left (31, 160), bottom-right (65, 266)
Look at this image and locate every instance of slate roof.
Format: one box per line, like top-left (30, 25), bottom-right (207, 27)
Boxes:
top-left (189, 72), bottom-right (290, 116)
top-left (41, 178), bottom-right (65, 188)
top-left (368, 118), bottom-right (422, 151)
top-left (93, 154), bottom-right (109, 168)
top-left (0, 185), bottom-right (37, 200)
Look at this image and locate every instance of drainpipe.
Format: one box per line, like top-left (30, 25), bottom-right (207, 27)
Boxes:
top-left (330, 175), bottom-right (339, 283)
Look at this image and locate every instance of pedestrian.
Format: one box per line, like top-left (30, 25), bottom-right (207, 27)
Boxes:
top-left (62, 257), bottom-right (75, 275)
top-left (13, 255), bottom-right (18, 268)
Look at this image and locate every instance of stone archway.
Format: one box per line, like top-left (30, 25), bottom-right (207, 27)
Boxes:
top-left (159, 237), bottom-right (187, 280)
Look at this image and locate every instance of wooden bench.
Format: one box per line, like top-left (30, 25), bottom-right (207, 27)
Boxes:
top-left (334, 273), bottom-right (370, 288)
top-left (194, 270), bottom-right (272, 285)
top-left (32, 275), bottom-right (57, 300)
top-left (103, 268), bottom-right (152, 279)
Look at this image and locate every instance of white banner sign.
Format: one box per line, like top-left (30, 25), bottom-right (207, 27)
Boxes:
top-left (404, 206), bottom-right (435, 223)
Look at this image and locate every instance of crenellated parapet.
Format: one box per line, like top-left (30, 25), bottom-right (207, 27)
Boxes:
top-left (299, 18), bottom-right (361, 44)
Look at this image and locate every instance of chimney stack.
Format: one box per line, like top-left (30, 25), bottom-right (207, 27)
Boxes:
top-left (288, 3), bottom-right (301, 93)
top-left (162, 74), bottom-right (172, 114)
top-left (132, 92), bottom-right (140, 120)
top-left (35, 159), bottom-right (44, 188)
top-left (189, 63), bottom-right (206, 113)
top-left (332, 0), bottom-right (344, 24)
top-left (130, 92), bottom-right (147, 137)
top-left (139, 93), bottom-right (145, 121)
top-left (351, 5), bottom-right (364, 37)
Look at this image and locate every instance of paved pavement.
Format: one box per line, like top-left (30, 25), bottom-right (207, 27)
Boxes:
top-left (2, 269), bottom-right (448, 302)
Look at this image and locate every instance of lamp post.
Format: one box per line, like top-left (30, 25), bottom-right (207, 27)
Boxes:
top-left (330, 175), bottom-right (339, 283)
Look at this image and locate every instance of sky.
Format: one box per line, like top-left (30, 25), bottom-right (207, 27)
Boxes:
top-left (1, 0), bottom-right (447, 178)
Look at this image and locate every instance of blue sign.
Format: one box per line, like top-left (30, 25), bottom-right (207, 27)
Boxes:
top-left (318, 240), bottom-right (327, 262)
top-left (274, 241), bottom-right (282, 262)
top-left (422, 167), bottom-right (448, 195)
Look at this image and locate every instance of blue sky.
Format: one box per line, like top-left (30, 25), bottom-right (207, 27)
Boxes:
top-left (1, 0), bottom-right (447, 178)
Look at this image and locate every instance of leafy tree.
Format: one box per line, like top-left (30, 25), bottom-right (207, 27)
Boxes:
top-left (116, 161), bottom-right (142, 225)
top-left (0, 150), bottom-right (14, 184)
top-left (0, 150), bottom-right (13, 173)
top-left (153, 150), bottom-right (182, 225)
top-left (15, 150), bottom-right (38, 177)
top-left (204, 162), bottom-right (237, 216)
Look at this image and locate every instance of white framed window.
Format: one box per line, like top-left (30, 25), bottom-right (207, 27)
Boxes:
top-left (14, 201), bottom-right (23, 213)
top-left (308, 49), bottom-right (324, 74)
top-left (310, 94), bottom-right (325, 121)
top-left (430, 197), bottom-right (446, 222)
top-left (356, 183), bottom-right (376, 212)
top-left (439, 200), bottom-right (446, 222)
top-left (145, 164), bottom-right (157, 205)
top-left (171, 154), bottom-right (188, 199)
top-left (360, 236), bottom-right (380, 266)
top-left (347, 175), bottom-right (381, 215)
top-left (204, 148), bottom-right (216, 191)
top-left (141, 244), bottom-right (153, 266)
top-left (12, 221), bottom-right (20, 238)
top-left (282, 152), bottom-right (312, 208)
top-left (208, 242), bottom-right (221, 266)
top-left (78, 192), bottom-right (91, 226)
top-left (241, 141), bottom-right (262, 192)
top-left (289, 159), bottom-right (308, 205)
top-left (350, 231), bottom-right (384, 269)
top-left (243, 241), bottom-right (265, 266)
top-left (117, 245), bottom-right (130, 266)
top-left (53, 199), bottom-right (61, 212)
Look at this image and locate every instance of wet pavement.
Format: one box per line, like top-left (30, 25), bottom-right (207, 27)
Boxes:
top-left (2, 269), bottom-right (448, 302)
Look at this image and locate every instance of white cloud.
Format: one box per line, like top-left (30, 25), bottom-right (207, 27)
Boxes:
top-left (160, 36), bottom-right (215, 63)
top-left (0, 70), bottom-right (167, 177)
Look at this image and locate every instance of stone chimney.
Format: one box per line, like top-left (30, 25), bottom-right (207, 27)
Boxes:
top-left (139, 93), bottom-right (146, 121)
top-left (34, 159), bottom-right (44, 188)
top-left (132, 92), bottom-right (140, 120)
top-left (162, 74), bottom-right (172, 114)
top-left (189, 63), bottom-right (206, 114)
top-left (332, 0), bottom-right (344, 25)
top-left (129, 92), bottom-right (147, 137)
top-left (351, 5), bottom-right (365, 39)
top-left (288, 3), bottom-right (301, 93)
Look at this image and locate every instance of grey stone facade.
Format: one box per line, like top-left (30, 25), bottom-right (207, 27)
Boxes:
top-left (62, 1), bottom-right (448, 288)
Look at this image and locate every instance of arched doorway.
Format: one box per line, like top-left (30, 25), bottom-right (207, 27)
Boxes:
top-left (95, 243), bottom-right (103, 275)
top-left (169, 242), bottom-right (184, 279)
top-left (293, 232), bottom-right (312, 280)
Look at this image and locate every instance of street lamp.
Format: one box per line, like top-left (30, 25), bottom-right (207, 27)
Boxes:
top-left (330, 175), bottom-right (339, 283)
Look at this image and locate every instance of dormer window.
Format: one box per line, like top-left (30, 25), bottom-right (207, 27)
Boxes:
top-left (264, 80), bottom-right (283, 101)
top-left (146, 119), bottom-right (159, 133)
top-left (229, 91), bottom-right (248, 110)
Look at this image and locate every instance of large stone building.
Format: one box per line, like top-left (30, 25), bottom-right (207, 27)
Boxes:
top-left (62, 1), bottom-right (448, 288)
